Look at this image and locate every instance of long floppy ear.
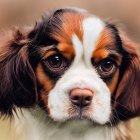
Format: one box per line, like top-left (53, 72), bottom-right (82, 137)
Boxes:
top-left (0, 29), bottom-right (37, 115)
top-left (113, 32), bottom-right (140, 121)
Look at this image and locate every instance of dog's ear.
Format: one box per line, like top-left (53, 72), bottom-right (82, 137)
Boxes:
top-left (0, 29), bottom-right (37, 115)
top-left (113, 32), bottom-right (140, 120)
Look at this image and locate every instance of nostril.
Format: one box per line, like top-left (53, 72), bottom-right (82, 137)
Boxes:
top-left (70, 96), bottom-right (79, 101)
top-left (85, 96), bottom-right (93, 101)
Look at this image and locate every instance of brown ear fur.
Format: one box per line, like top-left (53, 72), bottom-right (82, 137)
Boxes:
top-left (0, 29), bottom-right (37, 115)
top-left (113, 33), bottom-right (140, 121)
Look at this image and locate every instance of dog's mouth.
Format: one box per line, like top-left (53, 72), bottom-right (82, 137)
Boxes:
top-left (68, 106), bottom-right (92, 120)
top-left (47, 103), bottom-right (111, 125)
top-left (48, 106), bottom-right (94, 122)
top-left (63, 105), bottom-right (103, 125)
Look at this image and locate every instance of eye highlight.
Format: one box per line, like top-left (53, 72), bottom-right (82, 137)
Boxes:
top-left (43, 53), bottom-right (68, 75)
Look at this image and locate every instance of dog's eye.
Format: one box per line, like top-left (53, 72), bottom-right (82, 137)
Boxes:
top-left (100, 59), bottom-right (114, 72)
top-left (47, 54), bottom-right (63, 68)
top-left (97, 58), bottom-right (116, 77)
top-left (44, 54), bottom-right (67, 74)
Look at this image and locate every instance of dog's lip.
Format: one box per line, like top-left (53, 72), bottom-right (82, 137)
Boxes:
top-left (69, 110), bottom-right (91, 120)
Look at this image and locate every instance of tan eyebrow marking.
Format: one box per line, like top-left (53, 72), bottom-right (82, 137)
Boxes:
top-left (92, 27), bottom-right (122, 64)
top-left (40, 43), bottom-right (75, 61)
top-left (92, 28), bottom-right (114, 60)
top-left (57, 43), bottom-right (75, 59)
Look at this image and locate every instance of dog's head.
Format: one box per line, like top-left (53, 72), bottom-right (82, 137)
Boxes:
top-left (0, 8), bottom-right (140, 125)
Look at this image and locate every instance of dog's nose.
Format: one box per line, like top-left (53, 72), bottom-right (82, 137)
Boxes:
top-left (70, 88), bottom-right (93, 108)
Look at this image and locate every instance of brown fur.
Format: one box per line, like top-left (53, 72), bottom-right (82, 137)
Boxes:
top-left (113, 33), bottom-right (140, 121)
top-left (0, 29), bottom-right (37, 115)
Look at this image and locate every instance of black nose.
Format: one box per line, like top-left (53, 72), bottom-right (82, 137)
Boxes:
top-left (70, 88), bottom-right (93, 108)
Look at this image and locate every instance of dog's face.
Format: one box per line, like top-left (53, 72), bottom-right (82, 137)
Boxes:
top-left (0, 8), bottom-right (140, 125)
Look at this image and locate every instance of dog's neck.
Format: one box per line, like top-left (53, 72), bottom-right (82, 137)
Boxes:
top-left (13, 107), bottom-right (133, 140)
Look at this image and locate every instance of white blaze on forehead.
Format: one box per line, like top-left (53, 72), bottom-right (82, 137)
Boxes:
top-left (82, 17), bottom-right (105, 66)
top-left (72, 35), bottom-right (83, 64)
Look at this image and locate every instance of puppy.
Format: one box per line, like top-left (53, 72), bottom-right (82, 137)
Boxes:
top-left (0, 8), bottom-right (140, 140)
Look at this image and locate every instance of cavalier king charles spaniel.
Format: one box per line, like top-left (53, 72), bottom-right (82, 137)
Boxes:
top-left (0, 7), bottom-right (140, 140)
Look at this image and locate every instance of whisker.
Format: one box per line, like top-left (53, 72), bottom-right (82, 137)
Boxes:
top-left (111, 98), bottom-right (131, 111)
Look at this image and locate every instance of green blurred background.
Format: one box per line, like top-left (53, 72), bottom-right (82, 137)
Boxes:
top-left (0, 0), bottom-right (140, 139)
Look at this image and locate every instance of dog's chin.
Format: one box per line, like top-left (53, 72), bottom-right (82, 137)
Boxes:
top-left (49, 116), bottom-right (108, 128)
top-left (49, 111), bottom-right (109, 126)
top-left (66, 115), bottom-right (99, 126)
top-left (68, 110), bottom-right (95, 122)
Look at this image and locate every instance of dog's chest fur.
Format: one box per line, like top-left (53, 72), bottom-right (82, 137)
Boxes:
top-left (12, 108), bottom-right (133, 140)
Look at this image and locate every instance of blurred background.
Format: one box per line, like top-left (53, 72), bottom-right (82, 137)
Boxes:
top-left (0, 0), bottom-right (140, 139)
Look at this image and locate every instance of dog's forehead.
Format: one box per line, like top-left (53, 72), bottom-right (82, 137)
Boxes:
top-left (74, 16), bottom-right (105, 64)
top-left (51, 9), bottom-right (106, 60)
top-left (37, 9), bottom-right (117, 63)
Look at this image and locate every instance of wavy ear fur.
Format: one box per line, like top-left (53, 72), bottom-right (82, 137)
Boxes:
top-left (0, 29), bottom-right (37, 115)
top-left (113, 33), bottom-right (140, 121)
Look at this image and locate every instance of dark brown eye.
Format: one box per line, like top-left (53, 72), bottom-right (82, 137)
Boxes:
top-left (97, 59), bottom-right (116, 77)
top-left (44, 54), bottom-right (67, 74)
top-left (48, 54), bottom-right (62, 68)
top-left (100, 59), bottom-right (113, 72)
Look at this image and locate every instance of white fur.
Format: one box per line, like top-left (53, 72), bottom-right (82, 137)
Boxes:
top-left (14, 108), bottom-right (115, 140)
top-left (82, 17), bottom-right (104, 66)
